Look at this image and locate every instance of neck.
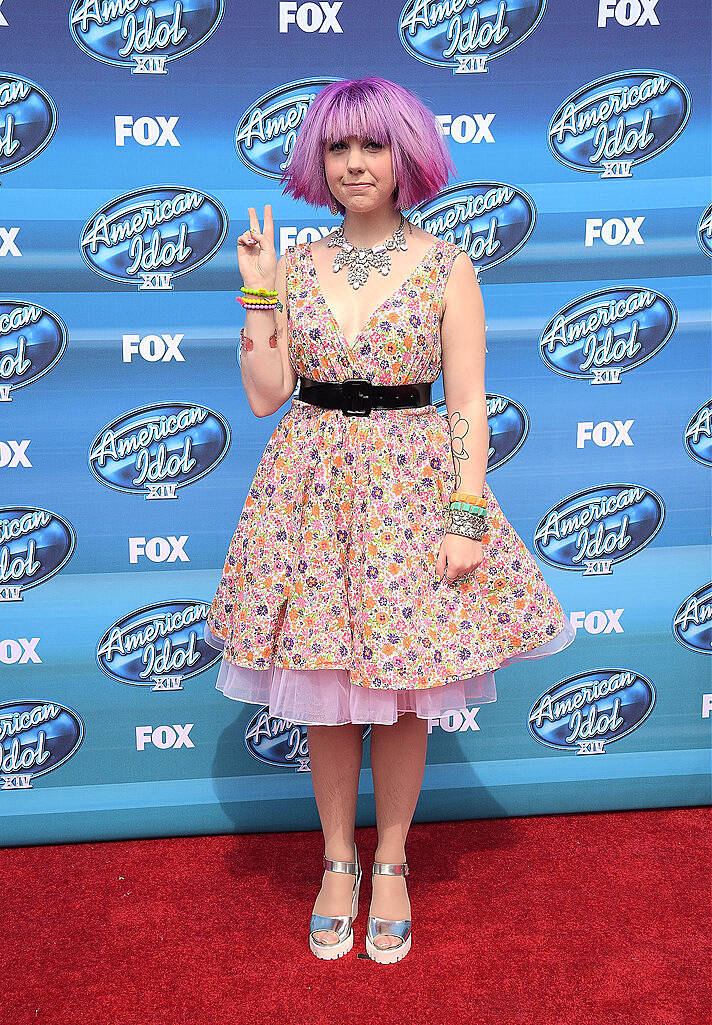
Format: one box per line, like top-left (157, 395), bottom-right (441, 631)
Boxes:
top-left (340, 209), bottom-right (403, 249)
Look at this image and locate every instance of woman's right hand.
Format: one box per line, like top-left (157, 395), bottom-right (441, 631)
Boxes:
top-left (237, 205), bottom-right (278, 291)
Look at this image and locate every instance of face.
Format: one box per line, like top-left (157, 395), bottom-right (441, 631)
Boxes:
top-left (323, 135), bottom-right (395, 212)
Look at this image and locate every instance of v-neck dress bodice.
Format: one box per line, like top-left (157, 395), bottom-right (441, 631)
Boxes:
top-left (287, 236), bottom-right (451, 385)
top-left (203, 235), bottom-right (575, 725)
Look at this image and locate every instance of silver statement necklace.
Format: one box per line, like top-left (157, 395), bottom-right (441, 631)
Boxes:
top-left (326, 212), bottom-right (414, 290)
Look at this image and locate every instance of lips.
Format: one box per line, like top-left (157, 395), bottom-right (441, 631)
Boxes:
top-left (344, 183), bottom-right (371, 188)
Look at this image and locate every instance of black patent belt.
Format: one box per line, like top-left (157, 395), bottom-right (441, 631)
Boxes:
top-left (297, 376), bottom-right (432, 417)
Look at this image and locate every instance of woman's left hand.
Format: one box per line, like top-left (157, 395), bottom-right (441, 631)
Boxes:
top-left (435, 532), bottom-right (483, 585)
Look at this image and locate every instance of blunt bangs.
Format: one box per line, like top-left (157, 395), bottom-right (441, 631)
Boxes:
top-left (280, 77), bottom-right (457, 215)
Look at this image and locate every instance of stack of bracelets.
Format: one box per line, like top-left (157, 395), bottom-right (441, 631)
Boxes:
top-left (446, 491), bottom-right (488, 542)
top-left (236, 284), bottom-right (282, 311)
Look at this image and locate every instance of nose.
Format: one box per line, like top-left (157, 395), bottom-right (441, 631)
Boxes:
top-left (346, 145), bottom-right (365, 173)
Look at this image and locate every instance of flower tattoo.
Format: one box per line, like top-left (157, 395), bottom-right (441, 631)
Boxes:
top-left (446, 410), bottom-right (470, 492)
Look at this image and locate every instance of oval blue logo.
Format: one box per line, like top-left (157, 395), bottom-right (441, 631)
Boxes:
top-left (411, 182), bottom-right (536, 272)
top-left (549, 70), bottom-right (691, 176)
top-left (0, 300), bottom-right (68, 400)
top-left (540, 287), bottom-right (676, 383)
top-left (69, 0), bottom-right (224, 70)
top-left (80, 186), bottom-right (228, 287)
top-left (533, 484), bottom-right (665, 572)
top-left (397, 0), bottom-right (547, 71)
top-left (87, 402), bottom-right (230, 498)
top-left (0, 700), bottom-right (85, 787)
top-left (0, 74), bottom-right (57, 175)
top-left (244, 707), bottom-right (371, 771)
top-left (697, 203), bottom-right (712, 258)
top-left (236, 77), bottom-right (339, 178)
top-left (672, 583), bottom-right (712, 654)
top-left (685, 399), bottom-right (712, 468)
top-left (0, 507), bottom-right (76, 594)
top-left (96, 600), bottom-right (221, 689)
top-left (484, 393), bottom-right (529, 470)
top-left (528, 669), bottom-right (656, 753)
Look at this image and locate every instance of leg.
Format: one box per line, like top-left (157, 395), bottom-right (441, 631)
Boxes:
top-left (307, 722), bottom-right (364, 944)
top-left (369, 711), bottom-right (428, 949)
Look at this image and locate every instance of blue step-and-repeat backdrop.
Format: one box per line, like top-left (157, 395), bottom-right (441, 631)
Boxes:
top-left (1, 2), bottom-right (710, 847)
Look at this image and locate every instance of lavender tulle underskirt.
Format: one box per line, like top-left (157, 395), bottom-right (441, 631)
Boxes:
top-left (203, 618), bottom-right (576, 726)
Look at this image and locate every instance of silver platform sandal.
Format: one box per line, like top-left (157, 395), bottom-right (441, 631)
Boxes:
top-left (309, 845), bottom-right (362, 960)
top-left (365, 860), bottom-right (412, 964)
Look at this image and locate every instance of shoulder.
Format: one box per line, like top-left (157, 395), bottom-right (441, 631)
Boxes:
top-left (442, 239), bottom-right (474, 276)
top-left (439, 241), bottom-right (480, 316)
top-left (438, 237), bottom-right (468, 261)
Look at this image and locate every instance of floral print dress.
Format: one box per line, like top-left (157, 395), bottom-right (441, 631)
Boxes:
top-left (204, 235), bottom-right (575, 725)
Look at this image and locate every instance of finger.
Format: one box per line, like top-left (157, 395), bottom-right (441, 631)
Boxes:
top-left (262, 204), bottom-right (274, 245)
top-left (248, 207), bottom-right (260, 234)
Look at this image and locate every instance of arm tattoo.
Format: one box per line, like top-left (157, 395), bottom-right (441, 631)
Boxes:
top-left (446, 410), bottom-right (470, 492)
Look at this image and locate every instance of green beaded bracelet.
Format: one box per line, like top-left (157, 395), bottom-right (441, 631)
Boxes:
top-left (450, 501), bottom-right (486, 514)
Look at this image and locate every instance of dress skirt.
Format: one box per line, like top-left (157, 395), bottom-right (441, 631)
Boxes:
top-left (203, 615), bottom-right (576, 726)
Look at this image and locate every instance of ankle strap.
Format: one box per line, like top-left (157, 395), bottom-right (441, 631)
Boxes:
top-left (372, 861), bottom-right (409, 876)
top-left (323, 853), bottom-right (359, 875)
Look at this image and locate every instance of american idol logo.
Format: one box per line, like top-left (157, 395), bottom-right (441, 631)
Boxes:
top-left (398, 0), bottom-right (547, 74)
top-left (534, 484), bottom-right (665, 575)
top-left (0, 507), bottom-right (76, 601)
top-left (698, 203), bottom-right (712, 258)
top-left (549, 70), bottom-right (691, 179)
top-left (540, 287), bottom-right (676, 385)
top-left (528, 669), bottom-right (655, 755)
top-left (80, 186), bottom-right (228, 290)
top-left (685, 399), bottom-right (712, 467)
top-left (673, 584), bottom-right (712, 654)
top-left (0, 700), bottom-right (85, 789)
top-left (484, 394), bottom-right (528, 470)
top-left (97, 600), bottom-right (220, 691)
top-left (88, 402), bottom-right (230, 500)
top-left (0, 301), bottom-right (68, 403)
top-left (70, 0), bottom-right (224, 74)
top-left (245, 707), bottom-right (371, 772)
top-left (236, 78), bottom-right (338, 177)
top-left (0, 74), bottom-right (57, 176)
top-left (410, 183), bottom-right (536, 273)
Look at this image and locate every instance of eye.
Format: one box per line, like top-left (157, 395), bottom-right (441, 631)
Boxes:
top-left (328, 139), bottom-right (383, 152)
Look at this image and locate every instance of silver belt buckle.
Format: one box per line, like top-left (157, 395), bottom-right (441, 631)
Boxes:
top-left (341, 377), bottom-right (372, 417)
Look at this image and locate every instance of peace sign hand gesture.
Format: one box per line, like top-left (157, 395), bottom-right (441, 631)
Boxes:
top-left (237, 204), bottom-right (278, 291)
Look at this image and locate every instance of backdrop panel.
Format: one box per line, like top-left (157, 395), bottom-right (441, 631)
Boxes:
top-left (1, 1), bottom-right (710, 846)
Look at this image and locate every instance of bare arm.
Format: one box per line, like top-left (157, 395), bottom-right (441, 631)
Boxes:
top-left (240, 253), bottom-right (298, 417)
top-left (440, 252), bottom-right (488, 499)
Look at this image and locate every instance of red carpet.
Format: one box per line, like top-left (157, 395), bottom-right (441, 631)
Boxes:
top-left (3, 807), bottom-right (709, 1025)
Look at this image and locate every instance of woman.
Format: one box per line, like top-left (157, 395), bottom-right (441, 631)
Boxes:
top-left (205, 77), bottom-right (575, 964)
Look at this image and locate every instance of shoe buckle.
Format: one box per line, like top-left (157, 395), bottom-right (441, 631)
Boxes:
top-left (340, 377), bottom-right (372, 417)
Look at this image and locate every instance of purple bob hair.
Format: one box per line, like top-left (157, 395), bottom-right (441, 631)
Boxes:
top-left (279, 77), bottom-right (457, 216)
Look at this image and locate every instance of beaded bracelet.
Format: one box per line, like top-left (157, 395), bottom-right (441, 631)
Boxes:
top-left (450, 491), bottom-right (486, 507)
top-left (241, 286), bottom-right (278, 296)
top-left (450, 501), bottom-right (486, 514)
top-left (237, 297), bottom-right (283, 311)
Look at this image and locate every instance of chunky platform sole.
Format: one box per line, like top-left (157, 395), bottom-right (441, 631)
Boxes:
top-left (365, 930), bottom-right (412, 964)
top-left (309, 873), bottom-right (361, 960)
